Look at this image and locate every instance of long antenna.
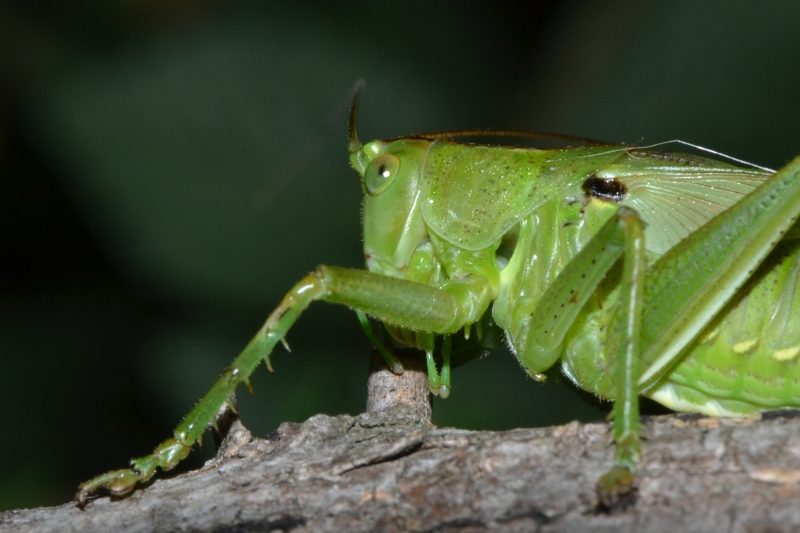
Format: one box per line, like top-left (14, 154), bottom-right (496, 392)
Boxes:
top-left (633, 140), bottom-right (774, 172)
top-left (348, 80), bottom-right (365, 156)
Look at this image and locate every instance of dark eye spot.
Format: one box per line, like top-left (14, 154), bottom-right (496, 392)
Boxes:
top-left (378, 164), bottom-right (387, 177)
top-left (582, 175), bottom-right (627, 203)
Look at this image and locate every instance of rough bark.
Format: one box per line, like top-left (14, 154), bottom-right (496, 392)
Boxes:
top-left (4, 354), bottom-right (800, 532)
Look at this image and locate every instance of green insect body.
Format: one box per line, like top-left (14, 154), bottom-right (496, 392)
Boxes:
top-left (77, 83), bottom-right (800, 507)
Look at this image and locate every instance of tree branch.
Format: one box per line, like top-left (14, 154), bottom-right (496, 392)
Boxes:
top-left (366, 348), bottom-right (433, 420)
top-left (4, 401), bottom-right (800, 532)
top-left (3, 350), bottom-right (800, 531)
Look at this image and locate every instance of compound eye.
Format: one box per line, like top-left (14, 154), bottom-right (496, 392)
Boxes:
top-left (364, 154), bottom-right (400, 195)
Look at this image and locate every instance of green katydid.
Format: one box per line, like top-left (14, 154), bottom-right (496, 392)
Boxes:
top-left (77, 81), bottom-right (800, 507)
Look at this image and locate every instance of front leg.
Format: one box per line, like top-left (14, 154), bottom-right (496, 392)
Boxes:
top-left (77, 266), bottom-right (470, 504)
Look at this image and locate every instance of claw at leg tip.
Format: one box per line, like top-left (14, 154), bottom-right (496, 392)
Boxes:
top-left (596, 465), bottom-right (637, 509)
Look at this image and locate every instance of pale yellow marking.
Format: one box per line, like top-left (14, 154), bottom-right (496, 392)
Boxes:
top-left (649, 385), bottom-right (748, 417)
top-left (733, 339), bottom-right (758, 353)
top-left (773, 346), bottom-right (800, 361)
top-left (648, 385), bottom-right (730, 415)
top-left (698, 325), bottom-right (721, 345)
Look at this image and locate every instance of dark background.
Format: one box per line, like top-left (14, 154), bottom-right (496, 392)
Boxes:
top-left (2, 0), bottom-right (799, 511)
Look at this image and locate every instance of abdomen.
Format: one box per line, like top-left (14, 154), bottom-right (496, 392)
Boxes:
top-left (562, 238), bottom-right (800, 416)
top-left (649, 238), bottom-right (800, 416)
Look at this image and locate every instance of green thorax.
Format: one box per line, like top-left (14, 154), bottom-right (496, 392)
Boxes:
top-left (420, 141), bottom-right (625, 251)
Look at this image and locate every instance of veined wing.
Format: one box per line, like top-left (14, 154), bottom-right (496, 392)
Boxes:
top-left (597, 150), bottom-right (773, 255)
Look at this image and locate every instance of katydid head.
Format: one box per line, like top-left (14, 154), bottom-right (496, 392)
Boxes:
top-left (347, 82), bottom-right (433, 277)
top-left (358, 138), bottom-right (432, 278)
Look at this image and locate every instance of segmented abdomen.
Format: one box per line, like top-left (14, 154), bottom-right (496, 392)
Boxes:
top-left (649, 238), bottom-right (800, 415)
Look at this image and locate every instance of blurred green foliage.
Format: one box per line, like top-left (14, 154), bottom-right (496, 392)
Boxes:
top-left (1, 0), bottom-right (799, 511)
